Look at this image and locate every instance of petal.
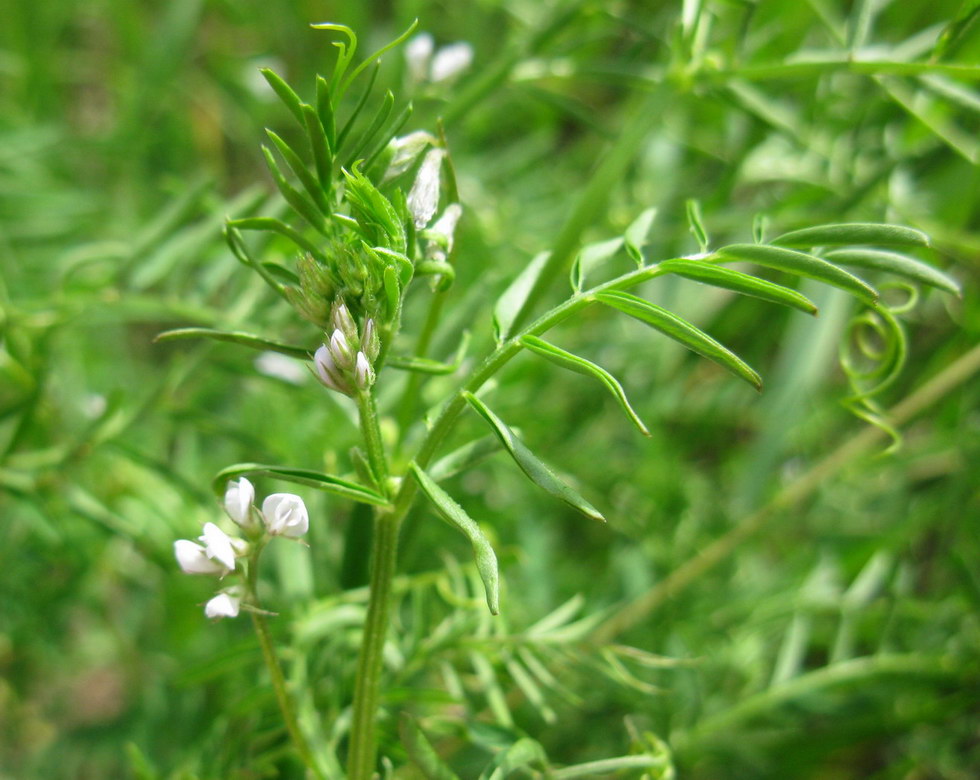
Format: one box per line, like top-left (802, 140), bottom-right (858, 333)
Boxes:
top-left (174, 540), bottom-right (226, 575)
top-left (204, 593), bottom-right (241, 619)
top-left (224, 478), bottom-right (255, 529)
top-left (199, 522), bottom-right (237, 571)
top-left (262, 493), bottom-right (309, 537)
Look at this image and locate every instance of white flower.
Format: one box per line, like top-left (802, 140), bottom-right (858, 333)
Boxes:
top-left (174, 539), bottom-right (228, 576)
top-left (430, 42), bottom-right (473, 82)
top-left (262, 493), bottom-right (309, 537)
top-left (254, 351), bottom-right (307, 385)
top-left (354, 351), bottom-right (375, 390)
top-left (199, 522), bottom-right (238, 570)
top-left (405, 33), bottom-right (434, 82)
top-left (224, 478), bottom-right (257, 531)
top-left (407, 149), bottom-right (445, 229)
top-left (205, 592), bottom-right (241, 619)
top-left (314, 344), bottom-right (352, 395)
top-left (329, 328), bottom-right (355, 370)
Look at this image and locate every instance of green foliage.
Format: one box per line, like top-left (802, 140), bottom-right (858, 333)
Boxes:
top-left (1, 0), bottom-right (977, 778)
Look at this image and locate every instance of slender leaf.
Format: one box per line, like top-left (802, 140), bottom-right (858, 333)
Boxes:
top-left (336, 64), bottom-right (379, 151)
top-left (386, 355), bottom-right (460, 375)
top-left (259, 68), bottom-right (305, 125)
top-left (822, 248), bottom-right (960, 296)
top-left (155, 327), bottom-right (311, 359)
top-left (595, 291), bottom-right (763, 390)
top-left (570, 237), bottom-right (624, 292)
top-left (212, 464), bottom-right (387, 506)
top-left (478, 738), bottom-right (548, 780)
top-left (410, 462), bottom-right (500, 614)
top-left (520, 335), bottom-right (650, 436)
top-left (624, 207), bottom-right (657, 262)
top-left (494, 252), bottom-right (549, 342)
top-left (265, 129), bottom-right (327, 211)
top-left (772, 223), bottom-right (930, 249)
top-left (302, 104), bottom-right (333, 187)
top-left (686, 199), bottom-right (709, 252)
top-left (315, 75), bottom-right (337, 152)
top-left (227, 216), bottom-right (327, 262)
top-left (429, 436), bottom-right (506, 483)
top-left (345, 90), bottom-right (395, 166)
top-left (658, 259), bottom-right (819, 315)
top-left (399, 715), bottom-right (461, 780)
top-left (462, 392), bottom-right (605, 522)
top-left (713, 243), bottom-right (878, 304)
top-left (261, 146), bottom-right (328, 234)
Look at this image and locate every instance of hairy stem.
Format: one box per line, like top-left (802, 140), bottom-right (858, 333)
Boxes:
top-left (356, 389), bottom-right (390, 494)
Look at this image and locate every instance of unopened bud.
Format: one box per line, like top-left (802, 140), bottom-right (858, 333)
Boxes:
top-left (431, 42), bottom-right (473, 83)
top-left (361, 319), bottom-right (380, 361)
top-left (314, 345), bottom-right (352, 396)
top-left (354, 351), bottom-right (375, 390)
top-left (297, 254), bottom-right (335, 297)
top-left (329, 328), bottom-right (355, 370)
top-left (330, 302), bottom-right (358, 343)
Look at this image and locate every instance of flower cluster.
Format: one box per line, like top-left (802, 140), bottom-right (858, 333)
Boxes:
top-left (173, 477), bottom-right (309, 619)
top-left (313, 301), bottom-right (380, 397)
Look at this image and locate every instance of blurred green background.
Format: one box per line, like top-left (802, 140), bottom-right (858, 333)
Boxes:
top-left (1, 0), bottom-right (978, 777)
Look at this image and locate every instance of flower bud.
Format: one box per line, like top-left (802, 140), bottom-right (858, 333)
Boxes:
top-left (314, 345), bottom-right (352, 396)
top-left (174, 539), bottom-right (228, 576)
top-left (330, 302), bottom-right (358, 343)
top-left (205, 591), bottom-right (241, 620)
top-left (261, 493), bottom-right (309, 537)
top-left (405, 33), bottom-right (434, 83)
top-left (224, 478), bottom-right (258, 531)
top-left (329, 328), bottom-right (355, 371)
top-left (431, 42), bottom-right (473, 82)
top-left (408, 149), bottom-right (445, 229)
top-left (354, 351), bottom-right (376, 390)
top-left (362, 319), bottom-right (381, 362)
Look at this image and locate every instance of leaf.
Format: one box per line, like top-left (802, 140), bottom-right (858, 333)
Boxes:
top-left (478, 738), bottom-right (548, 780)
top-left (409, 462), bottom-right (500, 614)
top-left (624, 207), bottom-right (657, 262)
top-left (302, 104), bottom-right (333, 187)
top-left (154, 327), bottom-right (311, 360)
top-left (265, 129), bottom-right (327, 211)
top-left (387, 331), bottom-right (469, 375)
top-left (772, 223), bottom-right (930, 249)
top-left (595, 291), bottom-right (763, 391)
top-left (821, 248), bottom-right (960, 296)
top-left (399, 715), bottom-right (461, 780)
top-left (227, 216), bottom-right (326, 262)
top-left (429, 436), bottom-right (504, 482)
top-left (494, 252), bottom-right (549, 342)
top-left (713, 243), bottom-right (878, 304)
top-left (212, 464), bottom-right (388, 506)
top-left (658, 259), bottom-right (819, 315)
top-left (261, 146), bottom-right (328, 234)
top-left (462, 392), bottom-right (605, 522)
top-left (686, 199), bottom-right (709, 252)
top-left (344, 90), bottom-right (395, 166)
top-left (570, 238), bottom-right (624, 292)
top-left (259, 68), bottom-right (305, 125)
top-left (520, 335), bottom-right (650, 436)
top-left (315, 75), bottom-right (337, 152)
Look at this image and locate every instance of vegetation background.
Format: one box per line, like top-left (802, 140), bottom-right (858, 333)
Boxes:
top-left (1, 0), bottom-right (978, 777)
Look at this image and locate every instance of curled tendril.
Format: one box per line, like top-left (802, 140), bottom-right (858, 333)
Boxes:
top-left (839, 292), bottom-right (912, 454)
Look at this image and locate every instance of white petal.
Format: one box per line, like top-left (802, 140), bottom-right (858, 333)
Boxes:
top-left (199, 522), bottom-right (237, 571)
top-left (224, 478), bottom-right (256, 529)
top-left (174, 540), bottom-right (226, 575)
top-left (405, 33), bottom-right (434, 82)
top-left (261, 493), bottom-right (309, 537)
top-left (407, 149), bottom-right (445, 229)
top-left (431, 42), bottom-right (473, 83)
top-left (204, 593), bottom-right (241, 619)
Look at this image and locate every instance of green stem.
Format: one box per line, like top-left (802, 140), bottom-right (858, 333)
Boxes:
top-left (247, 545), bottom-right (321, 778)
top-left (346, 508), bottom-right (401, 779)
top-left (356, 389), bottom-right (389, 494)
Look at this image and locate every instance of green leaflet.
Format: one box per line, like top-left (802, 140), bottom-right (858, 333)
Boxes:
top-left (494, 252), bottom-right (549, 342)
top-left (822, 248), bottom-right (960, 296)
top-left (259, 68), bottom-right (305, 125)
top-left (344, 89), bottom-right (394, 166)
top-left (429, 436), bottom-right (504, 482)
top-left (570, 238), bottom-right (624, 292)
top-left (520, 335), bottom-right (650, 436)
top-left (388, 332), bottom-right (469, 375)
top-left (265, 129), bottom-right (327, 211)
top-left (462, 392), bottom-right (605, 522)
top-left (301, 104), bottom-right (333, 187)
top-left (315, 75), bottom-right (337, 152)
top-left (772, 223), bottom-right (930, 249)
top-left (227, 216), bottom-right (327, 262)
top-left (409, 462), bottom-right (500, 615)
top-left (658, 259), bottom-right (819, 315)
top-left (478, 738), bottom-right (549, 780)
top-left (154, 327), bottom-right (311, 360)
top-left (595, 290), bottom-right (763, 391)
top-left (624, 207), bottom-right (657, 263)
top-left (686, 199), bottom-right (709, 252)
top-left (212, 464), bottom-right (388, 506)
top-left (713, 243), bottom-right (878, 304)
top-left (399, 715), bottom-right (461, 780)
top-left (261, 145), bottom-right (328, 234)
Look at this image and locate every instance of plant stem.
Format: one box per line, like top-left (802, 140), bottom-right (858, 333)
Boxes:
top-left (346, 508), bottom-right (401, 780)
top-left (247, 545), bottom-right (321, 778)
top-left (356, 389), bottom-right (389, 494)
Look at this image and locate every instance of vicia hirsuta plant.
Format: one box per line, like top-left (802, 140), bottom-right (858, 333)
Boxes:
top-left (158, 19), bottom-right (961, 780)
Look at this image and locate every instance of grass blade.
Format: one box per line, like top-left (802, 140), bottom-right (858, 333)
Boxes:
top-left (596, 290), bottom-right (763, 391)
top-left (462, 392), bottom-right (605, 522)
